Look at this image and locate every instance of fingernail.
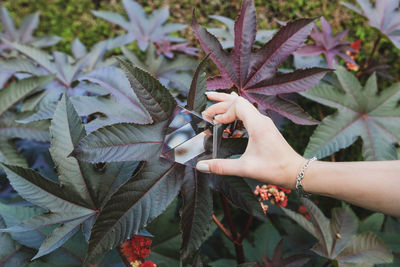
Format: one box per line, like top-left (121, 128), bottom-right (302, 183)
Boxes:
top-left (196, 163), bottom-right (210, 173)
top-left (205, 91), bottom-right (218, 95)
top-left (230, 92), bottom-right (238, 96)
top-left (214, 114), bottom-right (222, 121)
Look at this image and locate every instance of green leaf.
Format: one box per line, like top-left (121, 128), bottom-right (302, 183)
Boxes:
top-left (302, 198), bottom-right (333, 257)
top-left (50, 94), bottom-right (97, 209)
top-left (213, 175), bottom-right (265, 218)
top-left (85, 159), bottom-right (183, 264)
top-left (117, 57), bottom-right (177, 123)
top-left (0, 217), bottom-right (34, 266)
top-left (0, 202), bottom-right (45, 249)
top-left (0, 140), bottom-right (28, 167)
top-left (186, 55), bottom-right (209, 113)
top-left (302, 66), bottom-right (400, 160)
top-left (72, 121), bottom-right (166, 163)
top-left (180, 168), bottom-right (213, 261)
top-left (32, 216), bottom-right (90, 260)
top-left (330, 207), bottom-right (358, 258)
top-left (0, 112), bottom-right (50, 142)
top-left (359, 213), bottom-right (385, 233)
top-left (337, 232), bottom-right (393, 264)
top-left (243, 222), bottom-right (280, 261)
top-left (2, 40), bottom-right (55, 75)
top-left (1, 164), bottom-right (95, 213)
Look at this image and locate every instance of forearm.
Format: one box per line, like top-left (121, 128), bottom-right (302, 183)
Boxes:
top-left (300, 160), bottom-right (400, 217)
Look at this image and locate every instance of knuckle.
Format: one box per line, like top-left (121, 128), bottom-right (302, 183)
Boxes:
top-left (210, 161), bottom-right (224, 175)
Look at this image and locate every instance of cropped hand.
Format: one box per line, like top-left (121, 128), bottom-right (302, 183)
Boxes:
top-left (196, 92), bottom-right (305, 189)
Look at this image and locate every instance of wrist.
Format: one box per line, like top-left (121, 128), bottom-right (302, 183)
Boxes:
top-left (283, 155), bottom-right (307, 190)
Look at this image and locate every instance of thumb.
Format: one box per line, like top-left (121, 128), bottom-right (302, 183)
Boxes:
top-left (196, 158), bottom-right (244, 176)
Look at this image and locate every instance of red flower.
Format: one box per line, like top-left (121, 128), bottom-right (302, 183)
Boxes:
top-left (346, 40), bottom-right (361, 71)
top-left (120, 235), bottom-right (153, 264)
top-left (254, 184), bottom-right (291, 210)
top-left (350, 40), bottom-right (361, 52)
top-left (140, 260), bottom-right (157, 267)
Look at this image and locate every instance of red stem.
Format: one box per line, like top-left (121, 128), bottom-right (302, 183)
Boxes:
top-left (237, 215), bottom-right (254, 244)
top-left (212, 214), bottom-right (234, 241)
top-left (219, 193), bottom-right (245, 264)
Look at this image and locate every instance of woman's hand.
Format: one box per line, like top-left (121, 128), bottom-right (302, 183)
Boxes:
top-left (196, 92), bottom-right (306, 189)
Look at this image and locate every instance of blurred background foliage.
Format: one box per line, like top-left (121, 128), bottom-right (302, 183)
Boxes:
top-left (3, 0), bottom-right (400, 157)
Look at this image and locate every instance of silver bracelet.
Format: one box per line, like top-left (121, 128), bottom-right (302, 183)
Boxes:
top-left (296, 156), bottom-right (317, 198)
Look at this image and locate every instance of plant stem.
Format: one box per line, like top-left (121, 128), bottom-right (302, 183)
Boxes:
top-left (117, 246), bottom-right (131, 267)
top-left (237, 215), bottom-right (254, 244)
top-left (359, 35), bottom-right (381, 77)
top-left (219, 193), bottom-right (245, 264)
top-left (212, 214), bottom-right (234, 241)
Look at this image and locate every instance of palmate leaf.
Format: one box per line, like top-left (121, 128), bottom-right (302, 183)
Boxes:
top-left (336, 232), bottom-right (393, 265)
top-left (92, 0), bottom-right (187, 51)
top-left (0, 94), bottom-right (139, 259)
top-left (180, 168), bottom-right (213, 261)
top-left (85, 159), bottom-right (184, 264)
top-left (295, 17), bottom-right (356, 68)
top-left (0, 7), bottom-right (61, 49)
top-left (341, 0), bottom-right (400, 48)
top-left (121, 45), bottom-right (198, 94)
top-left (192, 0), bottom-right (329, 125)
top-left (302, 66), bottom-right (400, 160)
top-left (282, 198), bottom-right (393, 264)
top-left (0, 75), bottom-right (54, 116)
top-left (207, 15), bottom-right (276, 49)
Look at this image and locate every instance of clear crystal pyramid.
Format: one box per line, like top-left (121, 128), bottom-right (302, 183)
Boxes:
top-left (161, 106), bottom-right (220, 167)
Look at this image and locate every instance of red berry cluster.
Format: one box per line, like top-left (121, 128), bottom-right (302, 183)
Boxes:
top-left (120, 235), bottom-right (156, 267)
top-left (253, 185), bottom-right (291, 213)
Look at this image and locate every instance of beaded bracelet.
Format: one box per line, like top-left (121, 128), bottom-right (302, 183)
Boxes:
top-left (296, 156), bottom-right (317, 198)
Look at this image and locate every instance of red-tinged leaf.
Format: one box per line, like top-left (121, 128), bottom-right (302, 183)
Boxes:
top-left (191, 11), bottom-right (238, 86)
top-left (245, 93), bottom-right (319, 125)
top-left (247, 68), bottom-right (330, 95)
top-left (72, 122), bottom-right (166, 163)
top-left (193, 2), bottom-right (325, 124)
top-left (246, 18), bottom-right (315, 87)
top-left (302, 67), bottom-right (400, 160)
top-left (85, 159), bottom-right (184, 264)
top-left (234, 0), bottom-right (257, 87)
top-left (186, 55), bottom-right (209, 113)
top-left (117, 57), bottom-right (176, 123)
top-left (295, 17), bottom-right (355, 68)
top-left (180, 168), bottom-right (213, 261)
top-left (206, 75), bottom-right (233, 90)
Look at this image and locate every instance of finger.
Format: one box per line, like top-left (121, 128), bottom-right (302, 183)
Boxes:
top-left (213, 103), bottom-right (237, 124)
top-left (196, 158), bottom-right (245, 176)
top-left (205, 91), bottom-right (237, 102)
top-left (202, 101), bottom-right (231, 120)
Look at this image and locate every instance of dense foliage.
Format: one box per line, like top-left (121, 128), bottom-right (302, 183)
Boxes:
top-left (0, 0), bottom-right (399, 266)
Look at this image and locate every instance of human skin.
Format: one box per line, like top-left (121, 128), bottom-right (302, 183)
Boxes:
top-left (196, 92), bottom-right (400, 217)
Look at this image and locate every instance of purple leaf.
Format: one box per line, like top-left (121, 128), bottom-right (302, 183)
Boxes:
top-left (247, 68), bottom-right (330, 95)
top-left (295, 17), bottom-right (355, 68)
top-left (234, 0), bottom-right (257, 87)
top-left (245, 93), bottom-right (319, 125)
top-left (193, 1), bottom-right (324, 124)
top-left (206, 75), bottom-right (233, 91)
top-left (192, 11), bottom-right (238, 86)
